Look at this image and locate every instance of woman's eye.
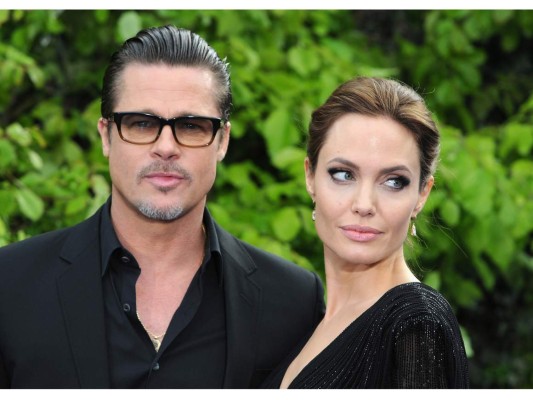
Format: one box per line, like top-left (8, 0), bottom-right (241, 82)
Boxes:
top-left (329, 169), bottom-right (353, 182)
top-left (384, 176), bottom-right (410, 190)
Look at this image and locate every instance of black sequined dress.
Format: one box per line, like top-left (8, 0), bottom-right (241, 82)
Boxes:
top-left (262, 282), bottom-right (469, 389)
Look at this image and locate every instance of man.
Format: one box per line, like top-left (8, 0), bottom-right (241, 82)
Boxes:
top-left (0, 25), bottom-right (325, 388)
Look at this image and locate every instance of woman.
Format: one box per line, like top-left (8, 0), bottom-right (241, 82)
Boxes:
top-left (263, 77), bottom-right (469, 388)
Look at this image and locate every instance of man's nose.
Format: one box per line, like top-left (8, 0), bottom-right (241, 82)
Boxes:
top-left (150, 125), bottom-right (181, 159)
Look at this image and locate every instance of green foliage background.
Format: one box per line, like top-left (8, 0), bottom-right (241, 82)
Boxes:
top-left (1, 10), bottom-right (532, 388)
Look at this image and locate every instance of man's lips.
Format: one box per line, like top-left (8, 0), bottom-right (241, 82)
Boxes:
top-left (144, 172), bottom-right (184, 187)
top-left (341, 225), bottom-right (382, 242)
top-left (137, 161), bottom-right (192, 189)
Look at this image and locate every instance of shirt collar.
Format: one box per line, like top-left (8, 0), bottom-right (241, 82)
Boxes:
top-left (99, 197), bottom-right (122, 277)
top-left (202, 207), bottom-right (223, 285)
top-left (99, 197), bottom-right (223, 285)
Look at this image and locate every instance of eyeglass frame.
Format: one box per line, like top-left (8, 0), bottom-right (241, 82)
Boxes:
top-left (106, 112), bottom-right (226, 148)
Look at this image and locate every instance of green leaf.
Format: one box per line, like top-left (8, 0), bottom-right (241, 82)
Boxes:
top-left (27, 149), bottom-right (43, 170)
top-left (449, 24), bottom-right (471, 54)
top-left (0, 10), bottom-right (9, 26)
top-left (465, 218), bottom-right (491, 256)
top-left (225, 164), bottom-right (252, 189)
top-left (287, 47), bottom-right (320, 77)
top-left (472, 256), bottom-right (496, 290)
top-left (485, 223), bottom-right (516, 273)
top-left (511, 201), bottom-right (533, 239)
top-left (90, 174), bottom-right (110, 197)
top-left (94, 9), bottom-right (109, 23)
top-left (262, 107), bottom-right (299, 156)
top-left (271, 207), bottom-right (301, 241)
top-left (449, 152), bottom-right (495, 217)
top-left (460, 326), bottom-right (474, 358)
top-left (61, 141), bottom-right (83, 163)
top-left (15, 188), bottom-right (45, 222)
top-left (271, 147), bottom-right (306, 170)
top-left (440, 198), bottom-right (460, 226)
top-left (117, 11), bottom-right (142, 42)
top-left (227, 37), bottom-right (260, 69)
top-left (6, 123), bottom-right (32, 146)
top-left (501, 123), bottom-right (533, 158)
top-left (423, 271), bottom-right (441, 290)
top-left (448, 277), bottom-right (482, 308)
top-left (27, 64), bottom-right (45, 88)
top-left (423, 189), bottom-right (445, 213)
top-left (206, 203), bottom-right (232, 230)
top-left (0, 218), bottom-right (7, 238)
top-left (0, 189), bottom-right (17, 218)
top-left (0, 140), bottom-right (17, 171)
top-left (498, 195), bottom-right (517, 228)
top-left (65, 196), bottom-right (87, 216)
top-left (454, 60), bottom-right (481, 89)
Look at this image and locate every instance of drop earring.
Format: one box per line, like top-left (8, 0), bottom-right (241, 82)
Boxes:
top-left (410, 218), bottom-right (417, 237)
top-left (312, 209), bottom-right (316, 221)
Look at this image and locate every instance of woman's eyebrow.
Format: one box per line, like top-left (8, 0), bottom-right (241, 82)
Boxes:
top-left (328, 157), bottom-right (411, 175)
top-left (327, 157), bottom-right (359, 170)
top-left (380, 165), bottom-right (412, 175)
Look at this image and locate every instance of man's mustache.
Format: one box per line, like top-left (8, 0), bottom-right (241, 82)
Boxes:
top-left (136, 162), bottom-right (192, 183)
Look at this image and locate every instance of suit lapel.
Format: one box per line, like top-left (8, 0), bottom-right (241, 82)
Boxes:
top-left (217, 226), bottom-right (261, 388)
top-left (56, 210), bottom-right (110, 388)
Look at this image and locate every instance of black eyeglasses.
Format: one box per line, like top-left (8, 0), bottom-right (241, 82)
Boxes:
top-left (107, 112), bottom-right (226, 148)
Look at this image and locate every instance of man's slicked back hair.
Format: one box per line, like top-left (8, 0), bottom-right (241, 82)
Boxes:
top-left (100, 25), bottom-right (232, 120)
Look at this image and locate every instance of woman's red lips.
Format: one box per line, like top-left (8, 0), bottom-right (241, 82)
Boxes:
top-left (341, 225), bottom-right (382, 242)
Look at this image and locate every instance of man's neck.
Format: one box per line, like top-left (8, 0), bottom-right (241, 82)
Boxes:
top-left (110, 198), bottom-right (206, 270)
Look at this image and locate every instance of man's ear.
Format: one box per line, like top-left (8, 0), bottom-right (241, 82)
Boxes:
top-left (217, 121), bottom-right (231, 162)
top-left (97, 118), bottom-right (111, 158)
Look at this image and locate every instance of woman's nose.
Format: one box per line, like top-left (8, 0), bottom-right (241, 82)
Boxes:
top-left (351, 183), bottom-right (376, 216)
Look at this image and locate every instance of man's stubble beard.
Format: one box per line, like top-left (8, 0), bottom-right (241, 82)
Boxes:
top-left (136, 201), bottom-right (185, 221)
top-left (134, 161), bottom-right (191, 221)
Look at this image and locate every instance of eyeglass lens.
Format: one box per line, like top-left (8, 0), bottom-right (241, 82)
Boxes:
top-left (119, 113), bottom-right (217, 146)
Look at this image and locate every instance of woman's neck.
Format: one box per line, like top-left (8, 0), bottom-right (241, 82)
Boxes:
top-left (322, 250), bottom-right (418, 321)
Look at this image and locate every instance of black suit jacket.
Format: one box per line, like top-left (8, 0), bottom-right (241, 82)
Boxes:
top-left (0, 205), bottom-right (325, 388)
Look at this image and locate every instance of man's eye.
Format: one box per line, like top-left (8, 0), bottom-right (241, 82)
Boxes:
top-left (183, 123), bottom-right (201, 130)
top-left (126, 118), bottom-right (157, 130)
top-left (133, 120), bottom-right (154, 128)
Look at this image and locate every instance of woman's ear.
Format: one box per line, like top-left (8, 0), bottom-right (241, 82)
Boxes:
top-left (304, 157), bottom-right (316, 201)
top-left (413, 175), bottom-right (434, 218)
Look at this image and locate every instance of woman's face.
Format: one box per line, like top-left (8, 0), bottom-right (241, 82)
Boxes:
top-left (305, 114), bottom-right (433, 268)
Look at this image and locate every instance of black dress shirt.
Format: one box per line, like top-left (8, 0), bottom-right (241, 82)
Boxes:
top-left (99, 200), bottom-right (226, 388)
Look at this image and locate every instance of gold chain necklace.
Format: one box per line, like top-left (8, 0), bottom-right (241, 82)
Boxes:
top-left (136, 310), bottom-right (165, 352)
top-left (135, 223), bottom-right (207, 353)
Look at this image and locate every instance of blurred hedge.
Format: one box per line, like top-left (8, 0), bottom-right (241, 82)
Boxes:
top-left (0, 10), bottom-right (532, 388)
